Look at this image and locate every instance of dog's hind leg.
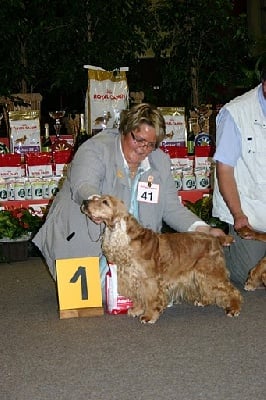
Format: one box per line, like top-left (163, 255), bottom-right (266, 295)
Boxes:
top-left (222, 284), bottom-right (243, 317)
top-left (189, 268), bottom-right (242, 316)
top-left (203, 281), bottom-right (243, 317)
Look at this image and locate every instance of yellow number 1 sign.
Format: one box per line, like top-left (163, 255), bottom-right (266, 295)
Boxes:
top-left (56, 257), bottom-right (104, 319)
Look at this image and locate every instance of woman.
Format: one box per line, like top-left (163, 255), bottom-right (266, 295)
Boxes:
top-left (33, 103), bottom-right (225, 286)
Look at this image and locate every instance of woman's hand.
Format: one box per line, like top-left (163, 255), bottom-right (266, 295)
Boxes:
top-left (195, 225), bottom-right (232, 246)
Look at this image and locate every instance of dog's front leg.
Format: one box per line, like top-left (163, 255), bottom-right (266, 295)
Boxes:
top-left (127, 304), bottom-right (145, 318)
top-left (140, 299), bottom-right (167, 324)
top-left (138, 279), bottom-right (168, 324)
top-left (140, 309), bottom-right (162, 324)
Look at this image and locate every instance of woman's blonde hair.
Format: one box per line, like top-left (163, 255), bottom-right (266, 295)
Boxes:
top-left (119, 103), bottom-right (166, 147)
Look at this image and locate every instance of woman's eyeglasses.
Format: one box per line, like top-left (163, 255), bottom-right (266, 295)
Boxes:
top-left (130, 131), bottom-right (156, 150)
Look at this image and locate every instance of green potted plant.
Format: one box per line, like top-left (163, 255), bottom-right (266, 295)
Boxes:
top-left (184, 195), bottom-right (228, 233)
top-left (0, 207), bottom-right (44, 262)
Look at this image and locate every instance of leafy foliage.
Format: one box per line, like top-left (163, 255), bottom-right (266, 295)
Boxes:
top-left (0, 0), bottom-right (255, 109)
top-left (149, 0), bottom-right (252, 106)
top-left (0, 0), bottom-right (152, 105)
top-left (0, 207), bottom-right (44, 240)
top-left (184, 195), bottom-right (228, 232)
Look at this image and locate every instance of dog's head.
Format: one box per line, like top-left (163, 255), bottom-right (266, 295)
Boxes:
top-left (81, 195), bottom-right (128, 227)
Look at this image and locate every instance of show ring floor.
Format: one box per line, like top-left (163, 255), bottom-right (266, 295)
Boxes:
top-left (1, 257), bottom-right (265, 400)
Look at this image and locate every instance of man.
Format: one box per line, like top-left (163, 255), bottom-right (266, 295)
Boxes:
top-left (213, 67), bottom-right (266, 285)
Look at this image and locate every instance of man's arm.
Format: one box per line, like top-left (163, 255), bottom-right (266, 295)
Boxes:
top-left (216, 161), bottom-right (250, 230)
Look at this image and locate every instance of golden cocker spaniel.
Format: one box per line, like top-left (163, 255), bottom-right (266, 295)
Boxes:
top-left (81, 195), bottom-right (243, 323)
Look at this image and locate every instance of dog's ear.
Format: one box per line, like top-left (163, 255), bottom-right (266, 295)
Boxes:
top-left (80, 200), bottom-right (89, 215)
top-left (125, 214), bottom-right (159, 259)
top-left (109, 196), bottom-right (128, 216)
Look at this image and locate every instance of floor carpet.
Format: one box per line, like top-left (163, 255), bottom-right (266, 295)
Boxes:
top-left (1, 257), bottom-right (265, 400)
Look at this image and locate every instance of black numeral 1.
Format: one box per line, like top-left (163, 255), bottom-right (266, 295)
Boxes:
top-left (70, 266), bottom-right (88, 300)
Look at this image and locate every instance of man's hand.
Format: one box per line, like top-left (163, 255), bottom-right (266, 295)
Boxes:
top-left (233, 211), bottom-right (250, 231)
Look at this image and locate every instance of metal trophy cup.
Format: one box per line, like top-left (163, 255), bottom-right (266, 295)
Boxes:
top-left (49, 110), bottom-right (65, 138)
top-left (49, 110), bottom-right (72, 152)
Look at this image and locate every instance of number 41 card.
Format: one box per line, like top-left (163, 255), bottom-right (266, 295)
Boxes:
top-left (137, 181), bottom-right (159, 203)
top-left (56, 257), bottom-right (103, 318)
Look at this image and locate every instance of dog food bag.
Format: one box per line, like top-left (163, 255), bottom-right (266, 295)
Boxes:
top-left (53, 150), bottom-right (73, 177)
top-left (105, 263), bottom-right (133, 315)
top-left (182, 166), bottom-right (196, 190)
top-left (9, 110), bottom-right (41, 154)
top-left (194, 146), bottom-right (215, 189)
top-left (84, 65), bottom-right (129, 136)
top-left (0, 180), bottom-right (8, 200)
top-left (194, 166), bottom-right (210, 189)
top-left (25, 152), bottom-right (53, 178)
top-left (159, 107), bottom-right (186, 147)
top-left (0, 153), bottom-right (23, 179)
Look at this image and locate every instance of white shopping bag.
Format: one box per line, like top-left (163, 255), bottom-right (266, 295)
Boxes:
top-left (105, 263), bottom-right (133, 315)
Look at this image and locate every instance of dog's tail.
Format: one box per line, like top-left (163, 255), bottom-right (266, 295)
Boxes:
top-left (218, 235), bottom-right (234, 247)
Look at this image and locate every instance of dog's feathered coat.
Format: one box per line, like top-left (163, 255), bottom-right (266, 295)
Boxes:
top-left (82, 195), bottom-right (243, 323)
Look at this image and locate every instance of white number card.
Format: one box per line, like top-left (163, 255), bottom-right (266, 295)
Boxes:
top-left (137, 181), bottom-right (159, 203)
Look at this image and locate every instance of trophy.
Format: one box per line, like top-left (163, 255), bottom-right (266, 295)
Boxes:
top-left (49, 110), bottom-right (72, 152)
top-left (49, 110), bottom-right (65, 137)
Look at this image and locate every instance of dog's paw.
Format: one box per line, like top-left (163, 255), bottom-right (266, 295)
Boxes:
top-left (244, 281), bottom-right (256, 291)
top-left (226, 308), bottom-right (240, 317)
top-left (140, 315), bottom-right (158, 324)
top-left (194, 300), bottom-right (205, 307)
top-left (244, 282), bottom-right (265, 291)
top-left (139, 310), bottom-right (160, 324)
top-left (127, 306), bottom-right (144, 318)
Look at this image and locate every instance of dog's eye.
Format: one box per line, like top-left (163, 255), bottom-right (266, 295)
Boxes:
top-left (102, 200), bottom-right (109, 206)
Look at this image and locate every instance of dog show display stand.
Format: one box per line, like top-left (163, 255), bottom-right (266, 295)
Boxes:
top-left (0, 189), bottom-right (211, 211)
top-left (56, 257), bottom-right (104, 319)
top-left (59, 307), bottom-right (104, 319)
